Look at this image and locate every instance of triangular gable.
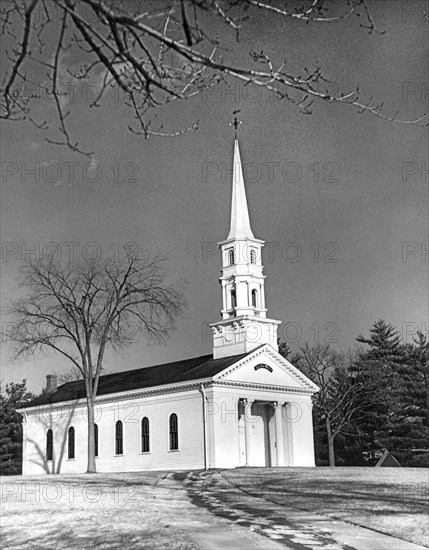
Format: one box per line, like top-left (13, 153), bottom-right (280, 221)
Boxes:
top-left (213, 344), bottom-right (319, 393)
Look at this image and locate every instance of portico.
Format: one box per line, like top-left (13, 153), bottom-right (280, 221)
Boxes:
top-left (201, 342), bottom-right (318, 470)
top-left (238, 399), bottom-right (286, 467)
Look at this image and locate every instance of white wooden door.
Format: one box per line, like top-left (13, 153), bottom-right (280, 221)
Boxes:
top-left (249, 404), bottom-right (270, 466)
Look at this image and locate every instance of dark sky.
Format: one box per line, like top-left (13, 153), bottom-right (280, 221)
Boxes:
top-left (1, 1), bottom-right (428, 392)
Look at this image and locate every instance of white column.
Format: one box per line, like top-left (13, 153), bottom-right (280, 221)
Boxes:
top-left (242, 399), bottom-right (254, 466)
top-left (273, 402), bottom-right (285, 466)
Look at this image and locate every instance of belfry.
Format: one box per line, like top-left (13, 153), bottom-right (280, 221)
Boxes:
top-left (210, 136), bottom-right (281, 358)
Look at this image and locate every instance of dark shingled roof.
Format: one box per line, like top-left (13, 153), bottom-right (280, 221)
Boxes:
top-left (22, 351), bottom-right (253, 408)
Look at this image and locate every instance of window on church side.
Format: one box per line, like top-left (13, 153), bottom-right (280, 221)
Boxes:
top-left (46, 429), bottom-right (53, 461)
top-left (94, 424), bottom-right (99, 457)
top-left (68, 427), bottom-right (75, 459)
top-left (250, 249), bottom-right (257, 264)
top-left (141, 417), bottom-right (150, 453)
top-left (251, 289), bottom-right (258, 308)
top-left (169, 413), bottom-right (178, 450)
top-left (227, 248), bottom-right (235, 265)
top-left (115, 420), bottom-right (123, 455)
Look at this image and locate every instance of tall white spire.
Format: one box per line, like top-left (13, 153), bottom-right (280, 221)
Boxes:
top-left (228, 138), bottom-right (254, 240)
top-left (210, 132), bottom-right (281, 359)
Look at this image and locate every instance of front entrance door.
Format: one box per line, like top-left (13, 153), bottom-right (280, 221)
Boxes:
top-left (248, 403), bottom-right (271, 466)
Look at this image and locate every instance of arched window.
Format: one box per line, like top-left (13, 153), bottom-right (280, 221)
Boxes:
top-left (94, 424), bottom-right (98, 458)
top-left (231, 290), bottom-right (236, 310)
top-left (68, 427), bottom-right (75, 459)
top-left (251, 289), bottom-right (258, 308)
top-left (250, 249), bottom-right (257, 264)
top-left (169, 413), bottom-right (178, 450)
top-left (115, 421), bottom-right (123, 455)
top-left (227, 248), bottom-right (234, 266)
top-left (141, 417), bottom-right (150, 453)
top-left (46, 429), bottom-right (53, 461)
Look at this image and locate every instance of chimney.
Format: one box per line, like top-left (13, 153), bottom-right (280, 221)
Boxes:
top-left (46, 374), bottom-right (58, 394)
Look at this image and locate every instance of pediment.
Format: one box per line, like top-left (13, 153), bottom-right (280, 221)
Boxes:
top-left (213, 345), bottom-right (319, 393)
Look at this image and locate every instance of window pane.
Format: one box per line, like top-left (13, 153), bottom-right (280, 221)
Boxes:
top-left (141, 417), bottom-right (150, 453)
top-left (169, 414), bottom-right (178, 450)
top-left (46, 429), bottom-right (53, 461)
top-left (68, 427), bottom-right (75, 459)
top-left (115, 421), bottom-right (123, 455)
top-left (228, 249), bottom-right (234, 265)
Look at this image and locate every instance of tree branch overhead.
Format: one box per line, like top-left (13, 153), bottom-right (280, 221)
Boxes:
top-left (1, 0), bottom-right (426, 156)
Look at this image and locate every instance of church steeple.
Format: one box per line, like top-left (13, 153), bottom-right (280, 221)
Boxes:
top-left (210, 134), bottom-right (281, 359)
top-left (228, 139), bottom-right (254, 240)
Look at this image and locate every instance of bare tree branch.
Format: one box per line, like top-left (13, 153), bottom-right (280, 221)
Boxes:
top-left (1, 0), bottom-right (426, 156)
top-left (4, 252), bottom-right (186, 472)
top-left (295, 342), bottom-right (380, 465)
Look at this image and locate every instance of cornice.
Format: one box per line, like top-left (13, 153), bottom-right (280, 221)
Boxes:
top-left (217, 237), bottom-right (265, 246)
top-left (211, 380), bottom-right (314, 395)
top-left (19, 380), bottom-right (208, 415)
top-left (209, 316), bottom-right (281, 329)
top-left (264, 347), bottom-right (319, 392)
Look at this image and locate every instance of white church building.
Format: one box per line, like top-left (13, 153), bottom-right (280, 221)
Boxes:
top-left (19, 136), bottom-right (319, 475)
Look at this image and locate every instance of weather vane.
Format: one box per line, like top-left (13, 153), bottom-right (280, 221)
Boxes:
top-left (229, 109), bottom-right (242, 138)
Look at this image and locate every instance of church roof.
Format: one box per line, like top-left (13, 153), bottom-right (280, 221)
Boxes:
top-left (21, 351), bottom-right (252, 408)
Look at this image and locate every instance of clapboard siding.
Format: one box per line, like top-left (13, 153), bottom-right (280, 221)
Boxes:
top-left (24, 389), bottom-right (205, 475)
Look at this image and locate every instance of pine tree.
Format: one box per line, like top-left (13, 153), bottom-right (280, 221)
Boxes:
top-left (395, 333), bottom-right (429, 466)
top-left (355, 320), bottom-right (405, 462)
top-left (402, 332), bottom-right (429, 427)
top-left (0, 380), bottom-right (36, 475)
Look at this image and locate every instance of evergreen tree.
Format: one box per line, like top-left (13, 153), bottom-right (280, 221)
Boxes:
top-left (357, 319), bottom-right (402, 358)
top-left (402, 332), bottom-right (429, 427)
top-left (355, 320), bottom-right (406, 462)
top-left (0, 380), bottom-right (36, 475)
top-left (394, 333), bottom-right (429, 466)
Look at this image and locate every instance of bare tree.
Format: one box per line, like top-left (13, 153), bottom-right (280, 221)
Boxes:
top-left (5, 252), bottom-right (186, 473)
top-left (296, 342), bottom-right (377, 466)
top-left (1, 0), bottom-right (427, 157)
top-left (56, 364), bottom-right (83, 385)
